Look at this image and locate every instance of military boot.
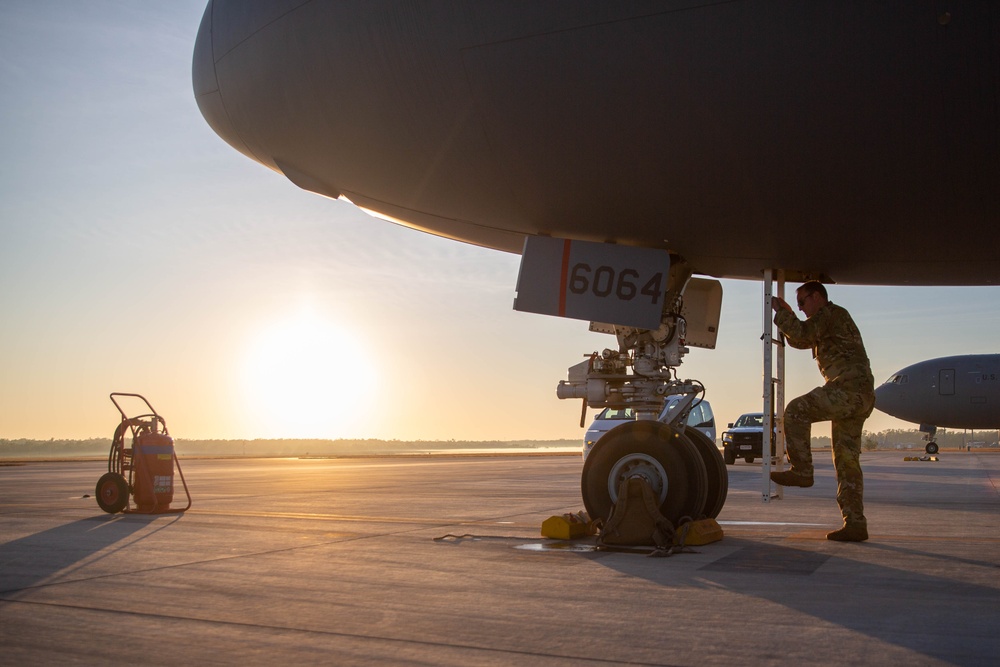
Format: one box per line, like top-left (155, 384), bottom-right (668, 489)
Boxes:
top-left (769, 470), bottom-right (814, 488)
top-left (826, 521), bottom-right (868, 542)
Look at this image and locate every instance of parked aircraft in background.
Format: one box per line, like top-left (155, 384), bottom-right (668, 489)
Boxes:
top-left (193, 2), bottom-right (999, 519)
top-left (875, 355), bottom-right (1000, 454)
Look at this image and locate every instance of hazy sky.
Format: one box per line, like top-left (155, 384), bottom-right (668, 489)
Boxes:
top-left (2, 2), bottom-right (998, 443)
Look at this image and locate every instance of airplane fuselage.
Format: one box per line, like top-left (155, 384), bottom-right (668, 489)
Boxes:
top-left (193, 1), bottom-right (1000, 286)
top-left (875, 354), bottom-right (1000, 429)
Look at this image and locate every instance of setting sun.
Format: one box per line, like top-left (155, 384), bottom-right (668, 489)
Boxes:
top-left (241, 307), bottom-right (374, 437)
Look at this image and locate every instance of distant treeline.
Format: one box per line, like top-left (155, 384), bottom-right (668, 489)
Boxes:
top-left (2, 428), bottom-right (996, 459)
top-left (792, 428), bottom-right (997, 451)
top-left (864, 428), bottom-right (999, 449)
top-left (0, 438), bottom-right (581, 458)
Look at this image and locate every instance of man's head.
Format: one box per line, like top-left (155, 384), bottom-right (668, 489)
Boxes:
top-left (796, 281), bottom-right (828, 318)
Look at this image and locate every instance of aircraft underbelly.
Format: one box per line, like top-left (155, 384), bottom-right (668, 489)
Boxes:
top-left (194, 0), bottom-right (1000, 285)
top-left (917, 404), bottom-right (998, 430)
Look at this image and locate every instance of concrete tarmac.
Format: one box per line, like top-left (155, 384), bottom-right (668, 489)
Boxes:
top-left (1, 451), bottom-right (999, 666)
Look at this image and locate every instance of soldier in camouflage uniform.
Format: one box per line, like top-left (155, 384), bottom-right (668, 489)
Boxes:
top-left (770, 281), bottom-right (875, 542)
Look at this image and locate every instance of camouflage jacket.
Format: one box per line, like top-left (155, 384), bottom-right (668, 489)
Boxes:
top-left (774, 302), bottom-right (874, 392)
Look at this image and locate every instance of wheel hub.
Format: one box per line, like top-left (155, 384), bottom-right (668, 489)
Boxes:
top-left (607, 453), bottom-right (668, 504)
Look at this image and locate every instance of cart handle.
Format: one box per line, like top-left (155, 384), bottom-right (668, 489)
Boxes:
top-left (109, 393), bottom-right (160, 423)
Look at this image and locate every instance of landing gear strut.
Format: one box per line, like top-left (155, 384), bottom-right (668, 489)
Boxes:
top-left (556, 260), bottom-right (727, 522)
top-left (921, 425), bottom-right (940, 455)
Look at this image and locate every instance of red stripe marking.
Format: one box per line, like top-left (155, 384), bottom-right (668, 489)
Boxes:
top-left (558, 239), bottom-right (571, 317)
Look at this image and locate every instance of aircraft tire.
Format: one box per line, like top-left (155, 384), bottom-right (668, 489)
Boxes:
top-left (96, 472), bottom-right (129, 514)
top-left (684, 426), bottom-right (728, 519)
top-left (926, 441), bottom-right (939, 455)
top-left (581, 421), bottom-right (705, 525)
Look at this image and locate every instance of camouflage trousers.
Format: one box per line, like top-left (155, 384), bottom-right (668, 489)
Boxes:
top-left (783, 383), bottom-right (876, 524)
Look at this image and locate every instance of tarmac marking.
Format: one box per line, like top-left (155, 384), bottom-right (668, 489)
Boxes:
top-left (186, 508), bottom-right (543, 529)
top-left (851, 534), bottom-right (1000, 544)
top-left (719, 520), bottom-right (824, 526)
top-left (722, 527), bottom-right (1000, 544)
top-left (189, 509), bottom-right (446, 524)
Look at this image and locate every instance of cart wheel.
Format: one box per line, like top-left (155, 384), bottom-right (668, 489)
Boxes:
top-left (96, 472), bottom-right (129, 514)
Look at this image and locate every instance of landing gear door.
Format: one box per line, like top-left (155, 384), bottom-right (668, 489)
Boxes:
top-left (588, 276), bottom-right (722, 348)
top-left (513, 236), bottom-right (671, 329)
top-left (680, 277), bottom-right (722, 350)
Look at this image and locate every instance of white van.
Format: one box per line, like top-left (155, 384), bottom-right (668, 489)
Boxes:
top-left (582, 396), bottom-right (717, 460)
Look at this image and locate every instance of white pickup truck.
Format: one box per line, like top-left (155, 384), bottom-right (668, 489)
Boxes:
top-left (582, 396), bottom-right (716, 461)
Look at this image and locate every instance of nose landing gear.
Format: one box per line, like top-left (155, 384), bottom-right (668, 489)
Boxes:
top-left (554, 263), bottom-right (727, 526)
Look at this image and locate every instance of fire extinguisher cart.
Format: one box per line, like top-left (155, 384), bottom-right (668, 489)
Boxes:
top-left (95, 393), bottom-right (192, 514)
